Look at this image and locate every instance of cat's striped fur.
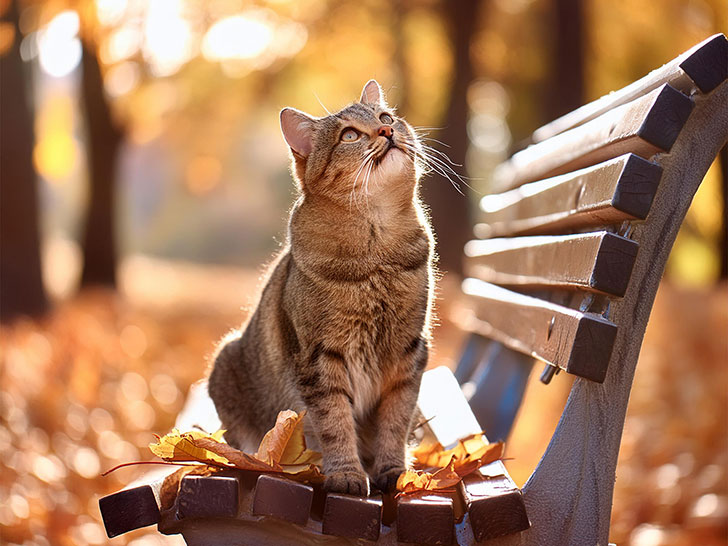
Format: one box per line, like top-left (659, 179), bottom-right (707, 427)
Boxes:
top-left (208, 80), bottom-right (435, 495)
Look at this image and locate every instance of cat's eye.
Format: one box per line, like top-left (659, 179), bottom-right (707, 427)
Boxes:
top-left (341, 128), bottom-right (360, 142)
top-left (380, 113), bottom-right (394, 125)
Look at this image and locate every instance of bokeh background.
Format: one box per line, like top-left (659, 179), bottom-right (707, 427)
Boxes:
top-left (0, 0), bottom-right (726, 544)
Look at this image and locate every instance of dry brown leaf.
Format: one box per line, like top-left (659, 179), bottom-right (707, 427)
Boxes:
top-left (279, 410), bottom-right (322, 467)
top-left (399, 433), bottom-right (505, 493)
top-left (194, 437), bottom-right (274, 472)
top-left (255, 410), bottom-right (302, 466)
top-left (397, 457), bottom-right (462, 493)
top-left (147, 410), bottom-right (324, 483)
top-left (412, 432), bottom-right (504, 475)
top-left (149, 429), bottom-right (232, 467)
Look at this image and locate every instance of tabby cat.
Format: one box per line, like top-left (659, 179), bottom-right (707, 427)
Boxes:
top-left (208, 80), bottom-right (434, 496)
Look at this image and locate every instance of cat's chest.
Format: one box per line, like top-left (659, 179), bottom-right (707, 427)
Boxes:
top-left (345, 351), bottom-right (381, 418)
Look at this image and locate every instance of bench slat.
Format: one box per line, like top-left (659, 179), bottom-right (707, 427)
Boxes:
top-left (493, 84), bottom-right (693, 192)
top-left (461, 279), bottom-right (617, 382)
top-left (465, 231), bottom-right (639, 297)
top-left (532, 33), bottom-right (727, 143)
top-left (475, 154), bottom-right (662, 238)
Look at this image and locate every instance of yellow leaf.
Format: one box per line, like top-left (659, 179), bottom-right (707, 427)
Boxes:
top-left (412, 432), bottom-right (504, 474)
top-left (281, 463), bottom-right (326, 483)
top-left (279, 410), bottom-right (322, 466)
top-left (149, 429), bottom-right (232, 467)
top-left (255, 410), bottom-right (303, 467)
top-left (396, 459), bottom-right (461, 493)
top-left (147, 411), bottom-right (324, 484)
top-left (400, 433), bottom-right (505, 493)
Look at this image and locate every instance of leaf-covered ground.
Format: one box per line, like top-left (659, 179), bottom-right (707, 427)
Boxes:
top-left (0, 260), bottom-right (725, 545)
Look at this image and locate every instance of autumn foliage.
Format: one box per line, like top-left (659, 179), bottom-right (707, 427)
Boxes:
top-left (145, 411), bottom-right (324, 483)
top-left (133, 411), bottom-right (504, 495)
top-left (398, 434), bottom-right (505, 494)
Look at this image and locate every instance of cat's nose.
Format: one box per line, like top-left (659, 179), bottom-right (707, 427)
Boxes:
top-left (378, 125), bottom-right (393, 139)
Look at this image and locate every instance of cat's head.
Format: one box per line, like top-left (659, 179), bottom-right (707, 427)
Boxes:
top-left (280, 80), bottom-right (421, 208)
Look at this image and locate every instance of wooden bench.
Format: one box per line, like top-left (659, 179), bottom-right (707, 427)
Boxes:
top-left (99, 368), bottom-right (530, 545)
top-left (455, 32), bottom-right (727, 545)
top-left (99, 34), bottom-right (727, 544)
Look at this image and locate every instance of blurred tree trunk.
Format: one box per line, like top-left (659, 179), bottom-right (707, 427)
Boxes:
top-left (422, 0), bottom-right (482, 277)
top-left (79, 41), bottom-right (123, 288)
top-left (544, 0), bottom-right (585, 122)
top-left (720, 146), bottom-right (727, 279)
top-left (0, 0), bottom-right (49, 322)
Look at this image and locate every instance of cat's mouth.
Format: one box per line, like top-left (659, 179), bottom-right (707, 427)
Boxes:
top-left (373, 141), bottom-right (402, 164)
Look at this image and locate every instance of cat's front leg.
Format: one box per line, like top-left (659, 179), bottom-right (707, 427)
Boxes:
top-left (372, 337), bottom-right (428, 492)
top-left (297, 345), bottom-right (369, 496)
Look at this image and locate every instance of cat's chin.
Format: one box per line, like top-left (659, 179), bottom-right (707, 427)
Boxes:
top-left (377, 147), bottom-right (413, 178)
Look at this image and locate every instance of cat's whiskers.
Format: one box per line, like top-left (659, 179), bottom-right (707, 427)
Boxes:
top-left (398, 140), bottom-right (476, 196)
top-left (350, 149), bottom-right (376, 212)
top-left (313, 91), bottom-right (332, 116)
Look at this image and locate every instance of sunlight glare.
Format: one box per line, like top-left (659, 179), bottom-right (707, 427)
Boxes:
top-left (269, 20), bottom-right (308, 59)
top-left (103, 25), bottom-right (142, 64)
top-left (143, 0), bottom-right (195, 77)
top-left (95, 0), bottom-right (128, 26)
top-left (202, 11), bottom-right (275, 61)
top-left (33, 96), bottom-right (80, 182)
top-left (38, 11), bottom-right (82, 78)
top-left (104, 61), bottom-right (140, 97)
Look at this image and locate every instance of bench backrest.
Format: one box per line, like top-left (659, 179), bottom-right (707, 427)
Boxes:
top-left (460, 33), bottom-right (727, 546)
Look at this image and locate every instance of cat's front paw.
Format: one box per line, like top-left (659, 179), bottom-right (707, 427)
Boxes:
top-left (372, 466), bottom-right (405, 493)
top-left (324, 469), bottom-right (370, 496)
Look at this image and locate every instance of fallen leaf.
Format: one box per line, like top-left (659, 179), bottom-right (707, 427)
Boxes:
top-left (399, 433), bottom-right (505, 493)
top-left (279, 410), bottom-right (322, 467)
top-left (412, 432), bottom-right (504, 475)
top-left (145, 410), bottom-right (324, 483)
top-left (149, 429), bottom-right (233, 467)
top-left (194, 437), bottom-right (274, 472)
top-left (397, 457), bottom-right (462, 493)
top-left (255, 410), bottom-right (303, 466)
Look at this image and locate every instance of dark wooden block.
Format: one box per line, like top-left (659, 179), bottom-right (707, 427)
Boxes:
top-left (99, 485), bottom-right (160, 538)
top-left (591, 233), bottom-right (639, 296)
top-left (568, 313), bottom-right (618, 382)
top-left (460, 471), bottom-right (530, 541)
top-left (177, 474), bottom-right (240, 520)
top-left (637, 85), bottom-right (695, 152)
top-left (679, 33), bottom-right (728, 93)
top-left (611, 153), bottom-right (665, 221)
top-left (397, 493), bottom-right (454, 545)
top-left (251, 474), bottom-right (313, 526)
top-left (322, 492), bottom-right (382, 541)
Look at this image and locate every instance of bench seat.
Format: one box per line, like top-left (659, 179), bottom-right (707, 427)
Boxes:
top-left (100, 369), bottom-right (530, 544)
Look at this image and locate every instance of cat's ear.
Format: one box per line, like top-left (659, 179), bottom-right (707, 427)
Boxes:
top-left (280, 108), bottom-right (315, 158)
top-left (360, 80), bottom-right (386, 107)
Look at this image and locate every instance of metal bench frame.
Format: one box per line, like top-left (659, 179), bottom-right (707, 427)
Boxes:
top-left (463, 33), bottom-right (727, 546)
